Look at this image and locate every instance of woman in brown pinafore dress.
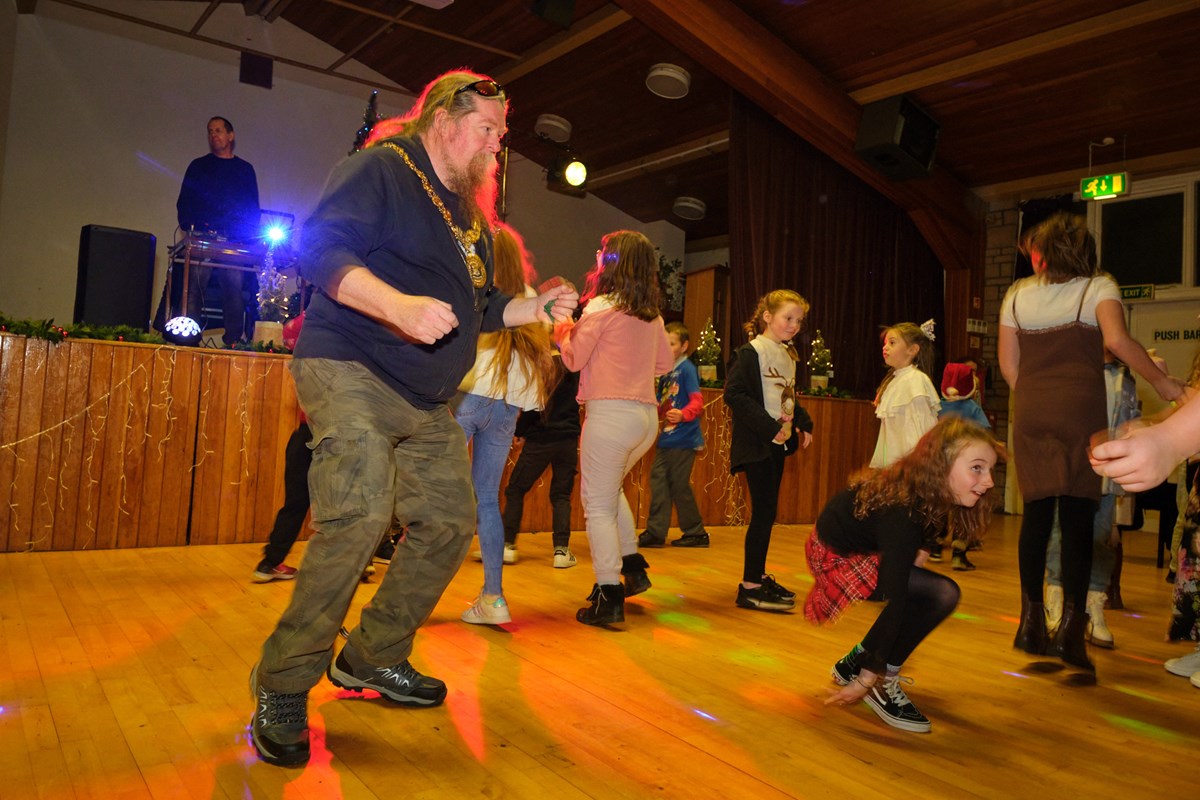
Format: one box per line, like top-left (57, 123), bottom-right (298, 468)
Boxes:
top-left (999, 213), bottom-right (1184, 671)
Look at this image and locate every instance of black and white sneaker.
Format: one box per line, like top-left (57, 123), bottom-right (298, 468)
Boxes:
top-left (760, 574), bottom-right (796, 602)
top-left (250, 664), bottom-right (310, 766)
top-left (831, 645), bottom-right (863, 686)
top-left (736, 583), bottom-right (795, 611)
top-left (327, 644), bottom-right (447, 706)
top-left (863, 676), bottom-right (932, 733)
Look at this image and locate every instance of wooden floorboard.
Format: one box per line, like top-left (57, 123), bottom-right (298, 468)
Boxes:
top-left (0, 515), bottom-right (1195, 799)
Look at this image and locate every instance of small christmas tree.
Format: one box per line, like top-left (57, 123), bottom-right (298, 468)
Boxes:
top-left (695, 317), bottom-right (722, 366)
top-left (808, 330), bottom-right (833, 377)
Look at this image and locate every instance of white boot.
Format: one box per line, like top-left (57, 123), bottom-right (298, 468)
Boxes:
top-left (1086, 590), bottom-right (1114, 649)
top-left (1044, 585), bottom-right (1063, 633)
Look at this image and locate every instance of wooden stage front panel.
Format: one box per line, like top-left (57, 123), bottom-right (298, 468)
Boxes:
top-left (0, 333), bottom-right (878, 553)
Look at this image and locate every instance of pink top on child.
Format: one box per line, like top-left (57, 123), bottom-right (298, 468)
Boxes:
top-left (558, 303), bottom-right (674, 405)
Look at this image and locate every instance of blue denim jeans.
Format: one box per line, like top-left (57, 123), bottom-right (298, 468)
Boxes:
top-left (455, 393), bottom-right (520, 595)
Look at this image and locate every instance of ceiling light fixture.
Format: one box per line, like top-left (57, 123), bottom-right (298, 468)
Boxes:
top-left (547, 154), bottom-right (588, 196)
top-left (534, 113), bottom-right (572, 143)
top-left (672, 196), bottom-right (706, 220)
top-left (646, 63), bottom-right (691, 99)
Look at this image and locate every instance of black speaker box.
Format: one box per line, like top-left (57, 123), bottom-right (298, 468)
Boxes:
top-left (240, 52), bottom-right (273, 89)
top-left (854, 95), bottom-right (939, 181)
top-left (75, 225), bottom-right (156, 330)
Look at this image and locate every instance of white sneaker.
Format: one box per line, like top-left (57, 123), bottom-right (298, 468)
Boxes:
top-left (1044, 584), bottom-right (1063, 632)
top-left (503, 544), bottom-right (519, 564)
top-left (1165, 645), bottom-right (1200, 677)
top-left (461, 594), bottom-right (512, 625)
top-left (1085, 590), bottom-right (1113, 649)
top-left (553, 547), bottom-right (577, 569)
top-left (1191, 671), bottom-right (1200, 689)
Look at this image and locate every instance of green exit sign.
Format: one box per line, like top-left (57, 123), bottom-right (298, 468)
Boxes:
top-left (1120, 284), bottom-right (1154, 301)
top-left (1081, 172), bottom-right (1130, 200)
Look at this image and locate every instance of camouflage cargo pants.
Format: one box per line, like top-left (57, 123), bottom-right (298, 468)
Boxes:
top-left (257, 358), bottom-right (476, 693)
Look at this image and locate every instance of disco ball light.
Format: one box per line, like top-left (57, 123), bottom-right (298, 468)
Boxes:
top-left (162, 316), bottom-right (203, 346)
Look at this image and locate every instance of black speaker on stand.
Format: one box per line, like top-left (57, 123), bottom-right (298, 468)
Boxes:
top-left (74, 225), bottom-right (156, 330)
top-left (854, 95), bottom-right (939, 181)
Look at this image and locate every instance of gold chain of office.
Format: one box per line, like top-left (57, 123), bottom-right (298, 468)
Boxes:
top-left (382, 141), bottom-right (486, 288)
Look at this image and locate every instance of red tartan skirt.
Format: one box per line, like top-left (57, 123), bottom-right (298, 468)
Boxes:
top-left (803, 528), bottom-right (881, 624)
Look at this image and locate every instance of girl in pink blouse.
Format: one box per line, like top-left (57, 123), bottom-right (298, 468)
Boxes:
top-left (556, 230), bottom-right (675, 626)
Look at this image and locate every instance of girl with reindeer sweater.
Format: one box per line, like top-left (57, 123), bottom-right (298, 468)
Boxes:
top-left (724, 290), bottom-right (815, 612)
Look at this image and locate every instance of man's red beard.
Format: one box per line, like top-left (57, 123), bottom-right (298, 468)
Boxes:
top-left (447, 151), bottom-right (499, 227)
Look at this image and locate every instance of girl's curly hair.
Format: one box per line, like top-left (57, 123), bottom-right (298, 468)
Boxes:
top-left (850, 417), bottom-right (1003, 547)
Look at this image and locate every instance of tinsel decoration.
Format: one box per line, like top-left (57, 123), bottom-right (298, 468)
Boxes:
top-left (350, 90), bottom-right (382, 155)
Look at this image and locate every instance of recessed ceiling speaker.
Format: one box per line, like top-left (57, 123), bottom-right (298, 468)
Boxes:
top-left (672, 196), bottom-right (706, 220)
top-left (854, 94), bottom-right (939, 181)
top-left (646, 63), bottom-right (691, 99)
top-left (534, 113), bottom-right (572, 143)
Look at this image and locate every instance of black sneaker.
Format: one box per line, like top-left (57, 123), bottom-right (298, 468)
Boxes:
top-left (760, 574), bottom-right (796, 601)
top-left (327, 645), bottom-right (447, 706)
top-left (374, 535), bottom-right (397, 564)
top-left (831, 646), bottom-right (863, 686)
top-left (250, 664), bottom-right (310, 766)
top-left (637, 531), bottom-right (666, 548)
top-left (671, 533), bottom-right (710, 548)
top-left (736, 583), bottom-right (795, 611)
top-left (927, 545), bottom-right (943, 562)
top-left (863, 676), bottom-right (932, 733)
top-left (952, 551), bottom-right (977, 571)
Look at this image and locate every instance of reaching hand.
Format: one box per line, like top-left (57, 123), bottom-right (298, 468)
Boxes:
top-left (1089, 426), bottom-right (1180, 492)
top-left (536, 281), bottom-right (579, 323)
top-left (825, 669), bottom-right (878, 706)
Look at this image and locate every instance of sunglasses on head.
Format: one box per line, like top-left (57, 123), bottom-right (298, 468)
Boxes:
top-left (454, 80), bottom-right (504, 99)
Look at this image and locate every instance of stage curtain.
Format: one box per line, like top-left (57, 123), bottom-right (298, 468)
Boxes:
top-left (728, 93), bottom-right (946, 398)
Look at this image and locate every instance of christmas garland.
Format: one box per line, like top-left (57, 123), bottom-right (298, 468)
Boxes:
top-left (0, 312), bottom-right (291, 353)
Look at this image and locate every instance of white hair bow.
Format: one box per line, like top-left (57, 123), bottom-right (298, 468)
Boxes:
top-left (920, 319), bottom-right (936, 341)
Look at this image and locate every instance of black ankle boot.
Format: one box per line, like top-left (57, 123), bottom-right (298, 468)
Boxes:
top-left (1013, 593), bottom-right (1048, 655)
top-left (621, 553), bottom-right (652, 596)
top-left (1053, 602), bottom-right (1095, 671)
top-left (577, 583), bottom-right (625, 626)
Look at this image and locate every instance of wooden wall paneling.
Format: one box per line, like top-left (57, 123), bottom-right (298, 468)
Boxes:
top-left (0, 336), bottom-right (23, 551)
top-left (135, 347), bottom-right (174, 548)
top-left (250, 357), bottom-right (286, 543)
top-left (74, 342), bottom-right (115, 550)
top-left (29, 339), bottom-right (70, 551)
top-left (169, 349), bottom-right (203, 546)
top-left (54, 341), bottom-right (94, 551)
top-left (95, 345), bottom-right (135, 550)
top-left (233, 358), bottom-right (265, 545)
top-left (189, 355), bottom-right (226, 546)
top-left (217, 356), bottom-right (249, 545)
top-left (3, 337), bottom-right (36, 551)
top-left (114, 346), bottom-right (156, 550)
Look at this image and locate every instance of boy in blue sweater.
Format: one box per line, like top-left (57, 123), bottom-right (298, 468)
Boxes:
top-left (638, 322), bottom-right (709, 548)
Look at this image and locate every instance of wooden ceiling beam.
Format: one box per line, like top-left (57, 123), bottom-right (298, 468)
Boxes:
top-left (973, 146), bottom-right (1200, 203)
top-left (587, 132), bottom-right (730, 190)
top-left (320, 0), bottom-right (520, 58)
top-left (850, 0), bottom-right (1200, 104)
top-left (492, 5), bottom-right (630, 85)
top-left (614, 0), bottom-right (981, 271)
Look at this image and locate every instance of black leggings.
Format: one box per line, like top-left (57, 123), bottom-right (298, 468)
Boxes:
top-left (861, 567), bottom-right (961, 668)
top-left (741, 446), bottom-right (787, 583)
top-left (1019, 495), bottom-right (1097, 608)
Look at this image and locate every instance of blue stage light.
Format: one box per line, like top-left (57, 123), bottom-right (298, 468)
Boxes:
top-left (266, 225), bottom-right (287, 244)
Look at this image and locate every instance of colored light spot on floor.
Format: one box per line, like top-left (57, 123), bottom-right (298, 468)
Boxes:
top-left (656, 611), bottom-right (711, 632)
top-left (1002, 671), bottom-right (1029, 679)
top-left (1101, 713), bottom-right (1187, 744)
top-left (1116, 650), bottom-right (1166, 666)
top-left (996, 614), bottom-right (1021, 625)
top-left (726, 648), bottom-right (784, 670)
top-left (651, 626), bottom-right (697, 649)
top-left (692, 708), bottom-right (718, 721)
top-left (1113, 685), bottom-right (1163, 703)
top-left (952, 612), bottom-right (980, 622)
